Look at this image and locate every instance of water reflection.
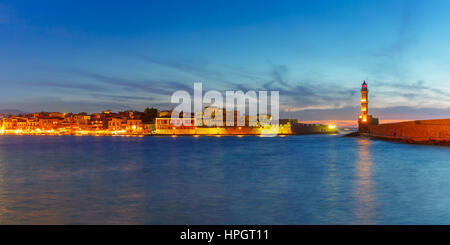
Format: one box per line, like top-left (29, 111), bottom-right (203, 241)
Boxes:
top-left (354, 138), bottom-right (376, 224)
top-left (1, 135), bottom-right (450, 224)
top-left (0, 148), bottom-right (6, 223)
top-left (320, 137), bottom-right (344, 223)
top-left (0, 136), bottom-right (149, 224)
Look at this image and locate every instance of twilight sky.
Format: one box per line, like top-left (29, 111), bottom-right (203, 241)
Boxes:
top-left (1, 0), bottom-right (450, 124)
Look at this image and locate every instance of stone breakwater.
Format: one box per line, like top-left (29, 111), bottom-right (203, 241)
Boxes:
top-left (362, 119), bottom-right (450, 145)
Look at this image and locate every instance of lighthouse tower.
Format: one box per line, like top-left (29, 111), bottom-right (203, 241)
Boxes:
top-left (360, 81), bottom-right (368, 121)
top-left (358, 81), bottom-right (377, 133)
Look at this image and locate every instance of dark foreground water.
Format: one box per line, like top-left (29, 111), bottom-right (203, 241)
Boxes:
top-left (0, 134), bottom-right (449, 224)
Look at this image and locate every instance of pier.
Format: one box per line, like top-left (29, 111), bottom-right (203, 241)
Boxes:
top-left (357, 82), bottom-right (450, 145)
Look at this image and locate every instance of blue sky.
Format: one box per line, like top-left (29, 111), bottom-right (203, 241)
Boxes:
top-left (1, 0), bottom-right (450, 122)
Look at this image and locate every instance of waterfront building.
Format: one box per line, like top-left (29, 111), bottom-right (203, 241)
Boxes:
top-left (0, 107), bottom-right (337, 136)
top-left (153, 107), bottom-right (330, 135)
top-left (17, 119), bottom-right (27, 130)
top-left (26, 119), bottom-right (39, 131)
top-left (90, 119), bottom-right (104, 131)
top-left (143, 123), bottom-right (155, 134)
top-left (0, 109), bottom-right (157, 135)
top-left (126, 119), bottom-right (144, 133)
top-left (38, 118), bottom-right (63, 131)
top-left (108, 118), bottom-right (123, 131)
top-left (155, 116), bottom-right (195, 130)
top-left (2, 118), bottom-right (18, 130)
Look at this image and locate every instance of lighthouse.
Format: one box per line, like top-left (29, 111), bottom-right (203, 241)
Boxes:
top-left (358, 81), bottom-right (378, 133)
top-left (360, 81), bottom-right (368, 122)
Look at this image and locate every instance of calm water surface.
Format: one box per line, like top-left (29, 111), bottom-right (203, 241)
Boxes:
top-left (0, 134), bottom-right (449, 224)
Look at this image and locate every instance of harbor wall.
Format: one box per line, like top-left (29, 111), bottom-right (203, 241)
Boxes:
top-left (291, 123), bottom-right (336, 135)
top-left (155, 127), bottom-right (262, 135)
top-left (367, 119), bottom-right (450, 144)
top-left (155, 122), bottom-right (337, 135)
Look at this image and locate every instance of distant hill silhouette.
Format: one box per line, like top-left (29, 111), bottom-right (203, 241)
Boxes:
top-left (0, 109), bottom-right (30, 115)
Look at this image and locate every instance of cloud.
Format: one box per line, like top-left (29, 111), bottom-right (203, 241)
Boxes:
top-left (366, 79), bottom-right (450, 111)
top-left (63, 65), bottom-right (362, 115)
top-left (135, 56), bottom-right (361, 113)
top-left (377, 80), bottom-right (450, 98)
top-left (70, 70), bottom-right (194, 96)
top-left (281, 105), bottom-right (450, 123)
top-left (86, 93), bottom-right (159, 102)
top-left (138, 55), bottom-right (223, 80)
top-left (371, 106), bottom-right (450, 120)
top-left (229, 64), bottom-right (450, 122)
top-left (137, 55), bottom-right (267, 87)
top-left (229, 65), bottom-right (359, 113)
top-left (0, 96), bottom-right (132, 113)
top-left (32, 81), bottom-right (108, 91)
top-left (21, 56), bottom-right (450, 120)
top-left (265, 65), bottom-right (291, 88)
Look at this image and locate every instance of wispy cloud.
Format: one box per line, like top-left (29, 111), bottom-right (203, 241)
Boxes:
top-left (0, 96), bottom-right (132, 113)
top-left (86, 93), bottom-right (159, 102)
top-left (377, 80), bottom-right (450, 98)
top-left (70, 70), bottom-right (194, 96)
top-left (32, 81), bottom-right (108, 91)
top-left (137, 54), bottom-right (267, 88)
top-left (229, 65), bottom-right (358, 113)
top-left (138, 55), bottom-right (223, 81)
top-left (18, 55), bottom-right (450, 120)
top-left (282, 105), bottom-right (450, 123)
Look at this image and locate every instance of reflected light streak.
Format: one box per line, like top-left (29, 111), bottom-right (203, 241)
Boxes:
top-left (354, 138), bottom-right (376, 224)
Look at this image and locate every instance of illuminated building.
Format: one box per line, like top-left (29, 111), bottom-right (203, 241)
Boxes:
top-left (153, 108), bottom-right (336, 135)
top-left (358, 81), bottom-right (379, 133)
top-left (0, 107), bottom-right (337, 136)
top-left (108, 118), bottom-right (122, 131)
top-left (39, 118), bottom-right (63, 130)
top-left (126, 119), bottom-right (144, 133)
top-left (0, 109), bottom-right (155, 135)
top-left (155, 117), bottom-right (196, 130)
top-left (2, 118), bottom-right (18, 130)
